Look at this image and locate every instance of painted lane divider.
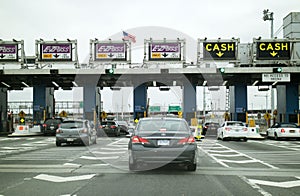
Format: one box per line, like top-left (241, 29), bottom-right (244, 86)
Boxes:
top-left (34, 174), bottom-right (96, 183)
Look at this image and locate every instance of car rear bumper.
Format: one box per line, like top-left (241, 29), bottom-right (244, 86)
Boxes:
top-left (130, 145), bottom-right (197, 164)
top-left (223, 132), bottom-right (248, 139)
top-left (103, 128), bottom-right (118, 135)
top-left (56, 134), bottom-right (89, 144)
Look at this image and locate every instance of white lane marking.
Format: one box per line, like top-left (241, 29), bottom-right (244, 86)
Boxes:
top-left (210, 154), bottom-right (244, 157)
top-left (219, 159), bottom-right (260, 164)
top-left (80, 155), bottom-right (119, 160)
top-left (199, 142), bottom-right (278, 169)
top-left (0, 138), bottom-right (21, 141)
top-left (250, 140), bottom-right (300, 151)
top-left (63, 163), bottom-right (81, 167)
top-left (34, 174), bottom-right (96, 183)
top-left (199, 147), bottom-right (230, 168)
top-left (91, 151), bottom-right (126, 155)
top-left (248, 177), bottom-right (300, 188)
top-left (100, 147), bottom-right (128, 151)
top-left (206, 150), bottom-right (236, 153)
top-left (239, 176), bottom-right (272, 196)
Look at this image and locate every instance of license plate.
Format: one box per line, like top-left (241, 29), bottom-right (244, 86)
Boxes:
top-left (50, 126), bottom-right (55, 130)
top-left (158, 140), bottom-right (170, 146)
top-left (67, 138), bottom-right (74, 142)
top-left (289, 130), bottom-right (295, 133)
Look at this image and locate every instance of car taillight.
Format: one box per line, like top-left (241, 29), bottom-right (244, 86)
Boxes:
top-left (56, 129), bottom-right (62, 134)
top-left (111, 125), bottom-right (117, 129)
top-left (43, 124), bottom-right (47, 128)
top-left (131, 136), bottom-right (150, 144)
top-left (281, 129), bottom-right (285, 133)
top-left (80, 129), bottom-right (88, 133)
top-left (178, 136), bottom-right (195, 144)
top-left (204, 126), bottom-right (208, 129)
top-left (243, 128), bottom-right (248, 131)
top-left (225, 127), bottom-right (231, 131)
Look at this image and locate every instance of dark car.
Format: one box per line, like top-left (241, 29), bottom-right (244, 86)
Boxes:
top-left (202, 122), bottom-right (220, 136)
top-left (42, 117), bottom-right (63, 135)
top-left (55, 119), bottom-right (97, 146)
top-left (98, 121), bottom-right (121, 137)
top-left (116, 121), bottom-right (129, 134)
top-left (128, 117), bottom-right (197, 171)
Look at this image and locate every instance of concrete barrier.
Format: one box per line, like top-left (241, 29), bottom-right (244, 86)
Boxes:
top-left (8, 125), bottom-right (43, 137)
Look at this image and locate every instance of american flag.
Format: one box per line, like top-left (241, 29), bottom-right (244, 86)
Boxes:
top-left (123, 31), bottom-right (136, 43)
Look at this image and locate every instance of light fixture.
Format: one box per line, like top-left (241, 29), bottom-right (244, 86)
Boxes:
top-left (252, 80), bottom-right (259, 86)
top-left (153, 81), bottom-right (157, 87)
top-left (202, 80), bottom-right (207, 86)
top-left (52, 81), bottom-right (59, 87)
top-left (1, 82), bottom-right (10, 88)
top-left (21, 82), bottom-right (30, 87)
top-left (72, 81), bottom-right (78, 87)
top-left (173, 81), bottom-right (177, 86)
top-left (222, 81), bottom-right (228, 86)
top-left (272, 81), bottom-right (278, 86)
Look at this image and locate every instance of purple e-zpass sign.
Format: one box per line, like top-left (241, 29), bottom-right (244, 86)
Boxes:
top-left (95, 43), bottom-right (127, 61)
top-left (149, 43), bottom-right (181, 61)
top-left (40, 44), bottom-right (72, 61)
top-left (0, 44), bottom-right (18, 61)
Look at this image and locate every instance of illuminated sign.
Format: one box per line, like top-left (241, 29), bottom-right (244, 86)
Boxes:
top-left (40, 43), bottom-right (72, 61)
top-left (149, 43), bottom-right (181, 61)
top-left (256, 42), bottom-right (290, 60)
top-left (95, 43), bottom-right (127, 61)
top-left (203, 42), bottom-right (236, 60)
top-left (0, 44), bottom-right (18, 61)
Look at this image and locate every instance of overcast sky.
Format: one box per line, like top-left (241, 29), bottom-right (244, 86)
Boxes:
top-left (2, 0), bottom-right (299, 112)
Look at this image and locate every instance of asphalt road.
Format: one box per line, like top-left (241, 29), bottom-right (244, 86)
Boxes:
top-left (0, 135), bottom-right (300, 196)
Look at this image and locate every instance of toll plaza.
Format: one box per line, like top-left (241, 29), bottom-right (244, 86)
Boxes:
top-left (0, 12), bottom-right (300, 133)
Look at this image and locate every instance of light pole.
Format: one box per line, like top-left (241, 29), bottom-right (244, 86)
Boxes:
top-left (263, 9), bottom-right (274, 38)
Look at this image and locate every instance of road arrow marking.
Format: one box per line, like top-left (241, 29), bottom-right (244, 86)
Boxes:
top-left (216, 51), bottom-right (224, 57)
top-left (270, 51), bottom-right (277, 57)
top-left (34, 174), bottom-right (96, 183)
top-left (249, 176), bottom-right (300, 188)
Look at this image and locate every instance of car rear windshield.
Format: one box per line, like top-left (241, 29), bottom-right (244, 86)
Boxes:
top-left (102, 121), bottom-right (116, 126)
top-left (45, 119), bottom-right (62, 124)
top-left (60, 121), bottom-right (84, 129)
top-left (227, 122), bottom-right (244, 126)
top-left (137, 119), bottom-right (189, 132)
top-left (280, 123), bottom-right (298, 128)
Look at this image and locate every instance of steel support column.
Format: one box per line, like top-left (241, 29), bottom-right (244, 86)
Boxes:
top-left (183, 84), bottom-right (196, 125)
top-left (0, 88), bottom-right (8, 132)
top-left (33, 86), bottom-right (54, 124)
top-left (133, 84), bottom-right (147, 120)
top-left (229, 85), bottom-right (247, 121)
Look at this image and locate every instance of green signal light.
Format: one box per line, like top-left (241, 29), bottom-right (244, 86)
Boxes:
top-left (273, 67), bottom-right (282, 73)
top-left (105, 68), bottom-right (114, 74)
top-left (219, 67), bottom-right (225, 73)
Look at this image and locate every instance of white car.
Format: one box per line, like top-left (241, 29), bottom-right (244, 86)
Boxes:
top-left (266, 123), bottom-right (300, 140)
top-left (217, 121), bottom-right (248, 141)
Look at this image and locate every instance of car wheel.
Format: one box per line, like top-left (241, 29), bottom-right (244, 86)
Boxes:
top-left (56, 141), bottom-right (61, 147)
top-left (187, 163), bottom-right (197, 171)
top-left (243, 138), bottom-right (248, 142)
